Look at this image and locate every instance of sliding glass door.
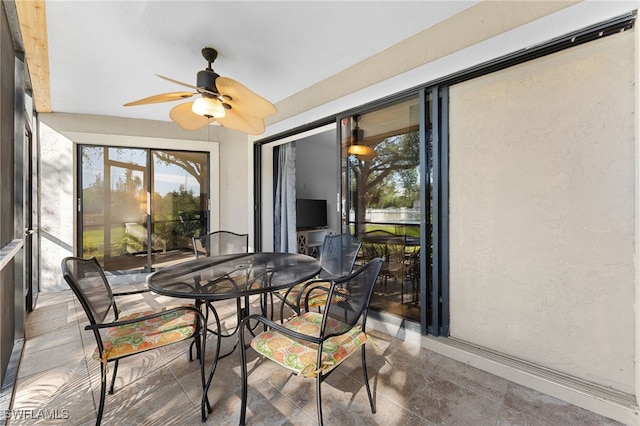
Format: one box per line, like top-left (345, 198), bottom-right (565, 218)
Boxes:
top-left (341, 96), bottom-right (427, 323)
top-left (256, 92), bottom-right (444, 333)
top-left (79, 146), bottom-right (209, 273)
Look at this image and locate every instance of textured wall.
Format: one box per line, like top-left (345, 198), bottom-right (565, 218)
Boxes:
top-left (38, 122), bottom-right (74, 291)
top-left (449, 30), bottom-right (635, 392)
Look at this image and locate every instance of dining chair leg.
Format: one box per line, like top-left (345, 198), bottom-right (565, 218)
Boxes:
top-left (108, 359), bottom-right (119, 394)
top-left (361, 345), bottom-right (376, 413)
top-left (279, 297), bottom-right (286, 323)
top-left (239, 319), bottom-right (249, 426)
top-left (316, 374), bottom-right (324, 426)
top-left (97, 363), bottom-right (107, 425)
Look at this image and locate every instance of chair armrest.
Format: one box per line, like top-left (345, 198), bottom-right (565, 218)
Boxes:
top-left (241, 313), bottom-right (322, 345)
top-left (112, 287), bottom-right (151, 297)
top-left (85, 305), bottom-right (203, 331)
top-left (300, 285), bottom-right (332, 312)
top-left (304, 286), bottom-right (360, 324)
top-left (293, 278), bottom-right (331, 308)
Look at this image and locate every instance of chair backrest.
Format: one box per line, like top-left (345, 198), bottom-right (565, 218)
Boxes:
top-left (61, 257), bottom-right (116, 325)
top-left (318, 233), bottom-right (363, 279)
top-left (193, 231), bottom-right (249, 258)
top-left (361, 230), bottom-right (405, 265)
top-left (384, 235), bottom-right (406, 268)
top-left (363, 229), bottom-right (396, 238)
top-left (320, 257), bottom-right (384, 335)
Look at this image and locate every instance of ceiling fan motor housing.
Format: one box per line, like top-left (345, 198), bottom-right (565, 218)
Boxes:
top-left (197, 69), bottom-right (219, 94)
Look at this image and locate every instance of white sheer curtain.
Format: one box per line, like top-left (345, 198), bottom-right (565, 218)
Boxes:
top-left (274, 142), bottom-right (297, 253)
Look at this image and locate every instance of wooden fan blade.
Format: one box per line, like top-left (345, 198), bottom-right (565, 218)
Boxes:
top-left (169, 102), bottom-right (212, 131)
top-left (216, 108), bottom-right (265, 135)
top-left (123, 92), bottom-right (194, 106)
top-left (215, 77), bottom-right (276, 119)
top-left (156, 74), bottom-right (198, 90)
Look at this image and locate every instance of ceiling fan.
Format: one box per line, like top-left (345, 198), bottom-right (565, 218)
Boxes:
top-left (123, 47), bottom-right (276, 135)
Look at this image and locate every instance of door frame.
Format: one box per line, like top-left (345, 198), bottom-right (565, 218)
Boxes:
top-left (72, 134), bottom-right (220, 265)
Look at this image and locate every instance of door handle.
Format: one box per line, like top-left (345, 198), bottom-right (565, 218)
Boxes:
top-left (24, 228), bottom-right (36, 236)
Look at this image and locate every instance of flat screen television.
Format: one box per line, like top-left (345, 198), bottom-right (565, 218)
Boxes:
top-left (296, 199), bottom-right (327, 229)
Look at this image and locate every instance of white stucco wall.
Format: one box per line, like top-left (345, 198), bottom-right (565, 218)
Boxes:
top-left (217, 129), bottom-right (254, 242)
top-left (39, 122), bottom-right (74, 291)
top-left (448, 30), bottom-right (635, 393)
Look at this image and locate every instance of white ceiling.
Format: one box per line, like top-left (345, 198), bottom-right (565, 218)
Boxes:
top-left (44, 1), bottom-right (479, 124)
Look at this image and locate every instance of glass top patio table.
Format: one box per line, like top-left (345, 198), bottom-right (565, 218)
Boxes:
top-left (147, 252), bottom-right (321, 422)
top-left (147, 252), bottom-right (321, 300)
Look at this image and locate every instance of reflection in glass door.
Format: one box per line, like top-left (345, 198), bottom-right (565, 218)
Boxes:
top-left (151, 150), bottom-right (208, 269)
top-left (80, 146), bottom-right (209, 273)
top-left (341, 96), bottom-right (427, 323)
top-left (107, 150), bottom-right (147, 271)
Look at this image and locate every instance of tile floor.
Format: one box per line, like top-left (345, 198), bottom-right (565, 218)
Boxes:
top-left (6, 288), bottom-right (627, 426)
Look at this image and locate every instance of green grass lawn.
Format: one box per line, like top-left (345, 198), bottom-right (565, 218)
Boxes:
top-left (82, 227), bottom-right (126, 259)
top-left (350, 223), bottom-right (420, 238)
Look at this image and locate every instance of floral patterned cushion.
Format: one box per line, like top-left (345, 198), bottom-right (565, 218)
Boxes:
top-left (284, 281), bottom-right (330, 309)
top-left (251, 311), bottom-right (367, 377)
top-left (92, 307), bottom-right (197, 361)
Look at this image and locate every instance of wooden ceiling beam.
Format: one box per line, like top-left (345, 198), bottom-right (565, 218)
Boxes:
top-left (15, 0), bottom-right (51, 112)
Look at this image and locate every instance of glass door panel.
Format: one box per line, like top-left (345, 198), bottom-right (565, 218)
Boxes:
top-left (341, 97), bottom-right (423, 322)
top-left (151, 150), bottom-right (208, 269)
top-left (108, 154), bottom-right (147, 271)
top-left (81, 146), bottom-right (107, 263)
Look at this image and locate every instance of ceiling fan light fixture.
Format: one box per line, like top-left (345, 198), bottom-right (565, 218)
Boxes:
top-left (192, 96), bottom-right (226, 118)
top-left (348, 144), bottom-right (375, 158)
top-left (347, 115), bottom-right (375, 160)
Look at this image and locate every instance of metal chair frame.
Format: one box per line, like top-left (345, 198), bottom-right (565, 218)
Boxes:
top-left (278, 233), bottom-right (362, 320)
top-left (239, 258), bottom-right (384, 426)
top-left (61, 256), bottom-right (207, 425)
top-left (191, 230), bottom-right (250, 359)
top-left (192, 230), bottom-right (249, 259)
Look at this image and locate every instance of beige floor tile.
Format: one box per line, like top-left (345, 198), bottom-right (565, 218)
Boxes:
top-left (16, 340), bottom-right (85, 379)
top-left (433, 356), bottom-right (510, 403)
top-left (373, 342), bottom-right (441, 406)
top-left (22, 322), bottom-right (81, 354)
top-left (25, 301), bottom-right (78, 338)
top-left (497, 405), bottom-right (550, 426)
top-left (404, 374), bottom-right (503, 425)
top-left (503, 383), bottom-right (605, 426)
top-left (10, 362), bottom-right (94, 425)
top-left (7, 290), bottom-right (623, 426)
top-left (98, 367), bottom-right (199, 426)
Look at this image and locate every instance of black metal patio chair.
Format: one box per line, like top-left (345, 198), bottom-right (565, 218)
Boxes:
top-left (191, 230), bottom-right (250, 358)
top-left (239, 257), bottom-right (384, 426)
top-left (61, 256), bottom-right (206, 425)
top-left (277, 232), bottom-right (362, 321)
top-left (192, 230), bottom-right (249, 258)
